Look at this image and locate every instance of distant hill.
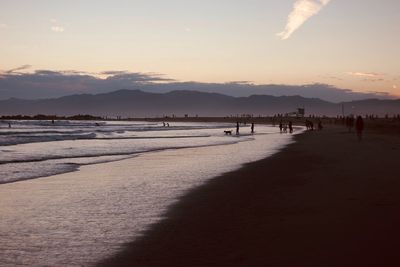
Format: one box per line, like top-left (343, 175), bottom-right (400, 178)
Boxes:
top-left (1, 70), bottom-right (395, 102)
top-left (0, 89), bottom-right (399, 117)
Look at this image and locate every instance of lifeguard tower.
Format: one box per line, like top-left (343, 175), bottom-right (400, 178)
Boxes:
top-left (286, 108), bottom-right (305, 118)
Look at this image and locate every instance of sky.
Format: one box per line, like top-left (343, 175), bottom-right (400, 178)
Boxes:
top-left (1, 0), bottom-right (399, 98)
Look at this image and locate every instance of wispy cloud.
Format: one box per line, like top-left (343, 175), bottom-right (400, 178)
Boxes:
top-left (49, 18), bottom-right (65, 33)
top-left (278, 0), bottom-right (332, 40)
top-left (346, 72), bottom-right (384, 78)
top-left (51, 26), bottom-right (65, 33)
top-left (4, 65), bottom-right (32, 74)
top-left (0, 23), bottom-right (7, 29)
top-left (319, 75), bottom-right (343, 81)
top-left (363, 78), bottom-right (385, 83)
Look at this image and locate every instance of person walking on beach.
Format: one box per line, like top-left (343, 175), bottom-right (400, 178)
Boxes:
top-left (306, 120), bottom-right (314, 131)
top-left (236, 121), bottom-right (240, 135)
top-left (251, 123), bottom-right (255, 134)
top-left (347, 116), bottom-right (354, 132)
top-left (318, 120), bottom-right (323, 131)
top-left (288, 121), bottom-right (293, 134)
top-left (279, 121), bottom-right (283, 133)
top-left (283, 124), bottom-right (288, 133)
top-left (356, 115), bottom-right (364, 141)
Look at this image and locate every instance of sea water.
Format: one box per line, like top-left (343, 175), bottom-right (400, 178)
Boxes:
top-left (0, 120), bottom-right (297, 266)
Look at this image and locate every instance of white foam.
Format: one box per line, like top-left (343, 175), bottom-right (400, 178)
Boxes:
top-left (0, 123), bottom-right (297, 266)
top-left (0, 121), bottom-right (261, 183)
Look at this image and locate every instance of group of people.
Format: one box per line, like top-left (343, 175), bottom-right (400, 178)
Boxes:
top-left (343, 115), bottom-right (364, 140)
top-left (234, 122), bottom-right (255, 135)
top-left (307, 116), bottom-right (365, 141)
top-left (305, 120), bottom-right (323, 131)
top-left (279, 121), bottom-right (293, 134)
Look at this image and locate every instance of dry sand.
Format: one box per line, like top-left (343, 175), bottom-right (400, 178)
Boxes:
top-left (99, 125), bottom-right (400, 267)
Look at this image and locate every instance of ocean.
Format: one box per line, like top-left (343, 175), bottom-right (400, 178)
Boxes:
top-left (0, 120), bottom-right (296, 266)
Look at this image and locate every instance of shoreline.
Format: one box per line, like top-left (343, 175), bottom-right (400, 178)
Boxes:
top-left (0, 124), bottom-right (293, 266)
top-left (99, 125), bottom-right (400, 267)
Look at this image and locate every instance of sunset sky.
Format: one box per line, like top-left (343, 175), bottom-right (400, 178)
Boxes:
top-left (1, 0), bottom-right (399, 96)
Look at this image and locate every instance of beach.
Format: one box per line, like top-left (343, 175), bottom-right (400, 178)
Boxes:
top-left (2, 1), bottom-right (400, 266)
top-left (0, 121), bottom-right (294, 266)
top-left (99, 125), bottom-right (400, 267)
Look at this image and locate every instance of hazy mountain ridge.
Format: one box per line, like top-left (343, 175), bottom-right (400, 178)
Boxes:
top-left (0, 89), bottom-right (399, 117)
top-left (0, 70), bottom-right (395, 102)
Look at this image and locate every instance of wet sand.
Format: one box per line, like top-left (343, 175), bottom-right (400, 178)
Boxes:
top-left (99, 125), bottom-right (400, 267)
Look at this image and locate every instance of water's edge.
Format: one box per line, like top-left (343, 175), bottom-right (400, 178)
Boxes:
top-left (0, 124), bottom-right (302, 267)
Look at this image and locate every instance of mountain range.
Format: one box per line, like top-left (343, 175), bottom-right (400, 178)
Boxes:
top-left (0, 71), bottom-right (395, 102)
top-left (1, 89), bottom-right (399, 117)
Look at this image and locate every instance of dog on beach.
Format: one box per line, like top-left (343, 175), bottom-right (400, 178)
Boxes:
top-left (224, 130), bottom-right (232, 135)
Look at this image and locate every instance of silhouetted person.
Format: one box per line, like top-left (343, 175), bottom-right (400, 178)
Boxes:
top-left (167, 123), bottom-right (170, 127)
top-left (236, 122), bottom-right (240, 135)
top-left (306, 120), bottom-right (314, 131)
top-left (346, 116), bottom-right (354, 132)
top-left (279, 121), bottom-right (283, 133)
top-left (310, 121), bottom-right (314, 131)
top-left (356, 116), bottom-right (364, 141)
top-left (52, 119), bottom-right (55, 124)
top-left (251, 123), bottom-right (255, 134)
top-left (288, 121), bottom-right (293, 134)
top-left (318, 120), bottom-right (323, 131)
top-left (8, 123), bottom-right (11, 128)
top-left (163, 122), bottom-right (166, 127)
